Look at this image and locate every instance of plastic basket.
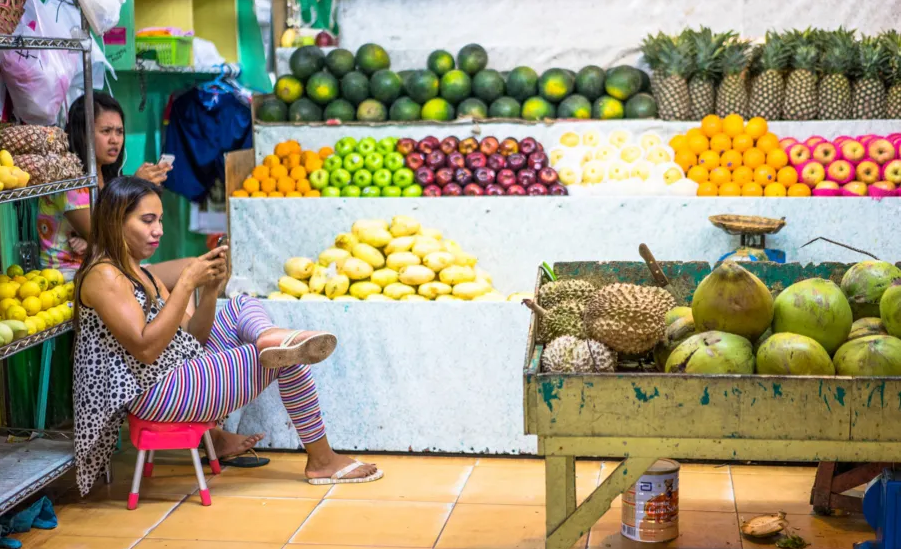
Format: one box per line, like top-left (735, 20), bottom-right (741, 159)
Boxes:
top-left (136, 36), bottom-right (193, 66)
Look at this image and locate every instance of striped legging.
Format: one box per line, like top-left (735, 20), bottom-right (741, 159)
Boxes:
top-left (128, 295), bottom-right (326, 444)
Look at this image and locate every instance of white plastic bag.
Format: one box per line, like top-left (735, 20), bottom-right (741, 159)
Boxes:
top-left (54, 0), bottom-right (116, 108)
top-left (0, 0), bottom-right (79, 124)
top-left (80, 0), bottom-right (124, 36)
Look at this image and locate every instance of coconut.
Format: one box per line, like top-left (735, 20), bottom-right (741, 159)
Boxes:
top-left (665, 306), bottom-right (693, 327)
top-left (665, 331), bottom-right (755, 375)
top-left (849, 317), bottom-right (888, 340)
top-left (772, 278), bottom-right (853, 355)
top-left (881, 281), bottom-right (901, 338)
top-left (653, 315), bottom-right (696, 370)
top-left (756, 333), bottom-right (835, 376)
top-left (691, 262), bottom-right (774, 342)
top-left (841, 261), bottom-right (901, 320)
top-left (833, 335), bottom-right (901, 376)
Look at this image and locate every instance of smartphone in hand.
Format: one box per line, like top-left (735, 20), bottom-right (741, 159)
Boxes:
top-left (159, 154), bottom-right (175, 166)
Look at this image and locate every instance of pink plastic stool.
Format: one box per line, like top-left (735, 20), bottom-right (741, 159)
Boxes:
top-left (126, 413), bottom-right (221, 510)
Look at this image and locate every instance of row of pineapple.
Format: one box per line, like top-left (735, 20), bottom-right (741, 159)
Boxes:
top-left (644, 27), bottom-right (901, 121)
top-left (0, 125), bottom-right (83, 187)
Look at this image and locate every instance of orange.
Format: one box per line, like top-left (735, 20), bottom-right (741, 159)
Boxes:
top-left (754, 165), bottom-right (777, 185)
top-left (787, 183), bottom-right (812, 197)
top-left (268, 191), bottom-right (285, 198)
top-left (722, 114), bottom-right (745, 138)
top-left (285, 191), bottom-right (303, 198)
top-left (687, 134), bottom-right (710, 155)
top-left (741, 182), bottom-right (764, 197)
top-left (302, 150), bottom-right (318, 164)
top-left (685, 128), bottom-right (706, 141)
top-left (777, 166), bottom-right (799, 187)
top-left (318, 147), bottom-right (334, 159)
top-left (274, 142), bottom-right (293, 158)
top-left (701, 115), bottom-right (723, 138)
top-left (277, 177), bottom-right (296, 194)
top-left (709, 133), bottom-right (732, 154)
top-left (742, 147), bottom-right (766, 170)
top-left (687, 165), bottom-right (709, 184)
top-left (289, 166), bottom-right (307, 181)
top-left (296, 179), bottom-right (312, 194)
top-left (764, 183), bottom-right (787, 197)
top-left (731, 134), bottom-right (755, 153)
top-left (305, 156), bottom-right (323, 173)
top-left (285, 153), bottom-right (303, 169)
top-left (709, 167), bottom-right (732, 185)
top-left (270, 165), bottom-right (289, 179)
top-left (669, 134), bottom-right (688, 151)
top-left (697, 150), bottom-right (721, 170)
top-left (242, 177), bottom-right (260, 194)
top-left (250, 191), bottom-right (268, 198)
top-left (260, 178), bottom-right (277, 193)
top-left (696, 182), bottom-right (719, 196)
top-left (732, 166), bottom-right (754, 184)
top-left (263, 154), bottom-right (281, 168)
top-left (286, 140), bottom-right (302, 154)
top-left (766, 149), bottom-right (789, 170)
top-left (756, 132), bottom-right (780, 153)
top-left (674, 149), bottom-right (698, 171)
top-left (232, 189), bottom-right (249, 197)
top-left (304, 190), bottom-right (321, 198)
top-left (720, 150), bottom-right (743, 170)
top-left (745, 117), bottom-right (768, 139)
top-left (718, 182), bottom-right (741, 196)
top-left (251, 165), bottom-right (269, 180)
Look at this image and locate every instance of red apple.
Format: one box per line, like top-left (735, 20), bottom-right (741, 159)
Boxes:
top-left (435, 167), bottom-right (454, 187)
top-left (840, 140), bottom-right (866, 164)
top-left (423, 185), bottom-right (443, 197)
top-left (446, 151), bottom-right (465, 169)
top-left (487, 153), bottom-right (507, 171)
top-left (799, 160), bottom-right (825, 187)
top-left (426, 150), bottom-right (446, 170)
top-left (812, 142), bottom-right (838, 165)
top-left (881, 159), bottom-right (901, 184)
top-left (484, 184), bottom-right (505, 196)
top-left (526, 183), bottom-right (548, 196)
top-left (443, 183), bottom-right (463, 196)
top-left (417, 136), bottom-right (439, 154)
top-left (538, 167), bottom-right (559, 186)
top-left (498, 138), bottom-right (520, 156)
top-left (788, 144), bottom-right (812, 167)
top-left (405, 152), bottom-right (425, 170)
top-left (813, 181), bottom-right (842, 197)
top-left (547, 183), bottom-right (568, 196)
top-left (507, 153), bottom-right (527, 171)
top-left (842, 181), bottom-right (869, 196)
top-left (473, 167), bottom-right (496, 187)
top-left (458, 137), bottom-right (479, 154)
top-left (454, 167), bottom-right (473, 185)
top-left (440, 136), bottom-right (460, 155)
top-left (465, 152), bottom-right (487, 170)
top-left (479, 137), bottom-right (499, 156)
top-left (868, 138), bottom-right (896, 164)
top-left (315, 31), bottom-right (335, 47)
top-left (871, 180), bottom-right (898, 194)
top-left (815, 181), bottom-right (841, 190)
top-left (520, 137), bottom-right (539, 156)
top-left (506, 184), bottom-right (526, 196)
top-left (396, 138), bottom-right (416, 156)
top-left (463, 183), bottom-right (484, 196)
top-left (414, 167), bottom-right (435, 186)
top-left (855, 160), bottom-right (881, 184)
top-left (826, 160), bottom-right (854, 184)
top-left (496, 169), bottom-right (516, 188)
top-left (516, 169), bottom-right (537, 187)
top-left (528, 152), bottom-right (549, 171)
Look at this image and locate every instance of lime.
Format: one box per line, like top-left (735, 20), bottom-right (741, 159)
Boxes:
top-left (593, 96), bottom-right (624, 120)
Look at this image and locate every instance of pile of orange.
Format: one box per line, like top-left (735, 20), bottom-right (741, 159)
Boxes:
top-left (670, 115), bottom-right (810, 197)
top-left (232, 140), bottom-right (334, 198)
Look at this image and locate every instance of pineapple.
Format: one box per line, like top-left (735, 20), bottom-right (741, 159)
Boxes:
top-left (817, 28), bottom-right (857, 120)
top-left (687, 27), bottom-right (731, 120)
top-left (0, 125), bottom-right (68, 156)
top-left (640, 32), bottom-right (668, 99)
top-left (13, 153), bottom-right (83, 186)
top-left (715, 38), bottom-right (752, 118)
top-left (783, 29), bottom-right (820, 121)
top-left (881, 31), bottom-right (901, 118)
top-left (748, 30), bottom-right (791, 120)
top-left (852, 36), bottom-right (889, 119)
top-left (648, 33), bottom-right (693, 121)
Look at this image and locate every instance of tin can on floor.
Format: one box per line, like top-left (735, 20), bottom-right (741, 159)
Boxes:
top-left (621, 459), bottom-right (680, 543)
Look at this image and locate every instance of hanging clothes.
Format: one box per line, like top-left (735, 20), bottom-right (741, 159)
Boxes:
top-left (162, 83), bottom-right (252, 202)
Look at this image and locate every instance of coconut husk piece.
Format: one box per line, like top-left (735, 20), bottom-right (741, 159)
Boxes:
top-left (709, 214), bottom-right (786, 236)
top-left (740, 512), bottom-right (789, 538)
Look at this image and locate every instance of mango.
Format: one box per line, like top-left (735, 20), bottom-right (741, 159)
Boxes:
top-left (365, 294), bottom-right (392, 301)
top-left (439, 265), bottom-right (476, 286)
top-left (334, 233), bottom-right (359, 251)
top-left (506, 292), bottom-right (534, 302)
top-left (325, 274), bottom-right (350, 298)
top-left (452, 281), bottom-right (491, 300)
top-left (383, 283), bottom-right (416, 300)
top-left (419, 228), bottom-right (443, 241)
top-left (386, 252), bottom-right (421, 271)
top-left (401, 294), bottom-right (429, 302)
top-left (452, 251), bottom-right (477, 267)
top-left (340, 257), bottom-right (374, 281)
top-left (284, 257), bottom-right (315, 280)
top-left (388, 215), bottom-right (420, 237)
top-left (267, 291), bottom-right (297, 300)
top-left (300, 293), bottom-right (330, 301)
top-left (385, 236), bottom-right (415, 255)
top-left (0, 149), bottom-right (13, 168)
top-left (318, 247), bottom-right (351, 268)
top-left (371, 268), bottom-right (399, 288)
top-left (333, 295), bottom-right (359, 301)
top-left (308, 266), bottom-right (328, 294)
top-left (278, 276), bottom-right (309, 297)
top-left (350, 281), bottom-right (382, 300)
top-left (356, 227), bottom-right (392, 248)
top-left (352, 219), bottom-right (388, 236)
top-left (412, 237), bottom-right (441, 257)
top-left (435, 295), bottom-right (460, 302)
top-left (398, 265), bottom-right (436, 286)
top-left (422, 252), bottom-right (454, 272)
top-left (352, 243), bottom-right (386, 268)
top-left (418, 281), bottom-right (452, 299)
top-left (473, 292), bottom-right (505, 302)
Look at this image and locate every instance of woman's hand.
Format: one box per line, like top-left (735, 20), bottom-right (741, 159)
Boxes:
top-left (135, 162), bottom-right (173, 186)
top-left (67, 235), bottom-right (88, 256)
top-left (179, 246), bottom-right (228, 291)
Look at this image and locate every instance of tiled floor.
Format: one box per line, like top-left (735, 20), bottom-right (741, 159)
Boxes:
top-left (9, 451), bottom-right (876, 549)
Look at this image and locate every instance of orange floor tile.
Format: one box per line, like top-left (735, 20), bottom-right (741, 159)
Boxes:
top-left (5, 451), bottom-right (879, 549)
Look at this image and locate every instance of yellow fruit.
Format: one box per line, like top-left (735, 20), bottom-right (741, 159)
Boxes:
top-left (687, 166), bottom-right (709, 184)
top-left (40, 269), bottom-right (62, 287)
top-left (383, 283), bottom-right (416, 300)
top-left (340, 258), bottom-right (375, 281)
top-left (687, 134), bottom-right (710, 155)
top-left (777, 166), bottom-right (798, 187)
top-left (452, 281), bottom-right (492, 300)
top-left (722, 114), bottom-right (745, 138)
top-left (389, 215), bottom-right (421, 237)
top-left (0, 149), bottom-right (13, 167)
top-left (384, 236), bottom-right (415, 255)
top-left (370, 268), bottom-right (399, 288)
top-left (720, 150), bottom-right (743, 171)
top-left (278, 276), bottom-right (310, 297)
top-left (5, 305), bottom-right (26, 322)
top-left (268, 292), bottom-right (297, 300)
top-left (439, 265), bottom-right (477, 286)
top-left (742, 148), bottom-right (766, 170)
top-left (324, 274), bottom-right (350, 298)
top-left (451, 251), bottom-right (477, 268)
top-left (12, 276), bottom-right (25, 284)
top-left (64, 283), bottom-right (75, 301)
top-left (24, 270), bottom-right (39, 280)
top-left (365, 294), bottom-right (392, 302)
top-left (418, 281), bottom-right (453, 299)
top-left (756, 133), bottom-right (780, 153)
top-left (731, 134), bottom-right (754, 153)
top-left (37, 311), bottom-right (52, 327)
top-left (401, 294), bottom-right (429, 302)
top-left (30, 315), bottom-right (46, 332)
top-left (21, 296), bottom-right (41, 316)
top-left (61, 303), bottom-right (73, 321)
top-left (411, 237), bottom-right (442, 258)
top-left (766, 149), bottom-right (789, 170)
top-left (300, 293), bottom-right (330, 301)
top-left (700, 115), bottom-right (723, 138)
top-left (349, 281), bottom-right (382, 300)
top-left (352, 219), bottom-right (389, 236)
top-left (669, 134), bottom-right (688, 151)
top-left (398, 265), bottom-right (436, 286)
top-left (12, 167), bottom-right (29, 187)
top-left (352, 243), bottom-right (386, 268)
top-left (334, 233), bottom-right (359, 251)
top-left (22, 318), bottom-right (37, 336)
top-left (284, 257), bottom-right (315, 280)
top-left (754, 165), bottom-right (777, 186)
top-left (318, 247), bottom-right (351, 268)
top-left (51, 286), bottom-right (66, 306)
top-left (697, 150), bottom-right (720, 170)
top-left (696, 182), bottom-right (718, 196)
top-left (0, 275), bottom-right (8, 283)
top-left (717, 182), bottom-right (741, 197)
top-left (787, 183), bottom-right (812, 197)
top-left (419, 228), bottom-right (443, 241)
top-left (356, 227), bottom-right (393, 248)
top-left (0, 166), bottom-right (18, 189)
top-left (473, 292), bottom-right (505, 302)
top-left (386, 252), bottom-right (421, 271)
top-left (46, 308), bottom-right (63, 326)
top-left (31, 276), bottom-right (48, 292)
top-left (674, 149), bottom-right (697, 171)
top-left (6, 265), bottom-right (23, 277)
top-left (17, 281), bottom-right (40, 299)
top-left (0, 283), bottom-right (17, 300)
top-left (732, 166), bottom-right (754, 185)
top-left (422, 252), bottom-right (455, 272)
top-left (764, 183), bottom-right (787, 197)
top-left (740, 182), bottom-right (764, 197)
top-left (709, 134), bottom-right (732, 154)
top-left (745, 117), bottom-right (768, 139)
top-left (0, 297), bottom-right (20, 313)
top-left (709, 167), bottom-right (732, 186)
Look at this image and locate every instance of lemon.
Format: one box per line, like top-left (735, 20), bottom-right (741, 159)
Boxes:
top-left (37, 311), bottom-right (53, 327)
top-left (12, 276), bottom-right (26, 284)
top-left (21, 296), bottom-right (41, 316)
top-left (31, 276), bottom-right (48, 292)
top-left (0, 274), bottom-right (9, 283)
top-left (40, 269), bottom-right (62, 288)
top-left (6, 305), bottom-right (27, 322)
top-left (46, 307), bottom-right (63, 326)
top-left (22, 318), bottom-right (37, 336)
top-left (24, 270), bottom-right (39, 280)
top-left (0, 297), bottom-right (20, 313)
top-left (17, 281), bottom-right (40, 299)
top-left (6, 265), bottom-right (23, 277)
top-left (39, 291), bottom-right (55, 311)
top-left (29, 315), bottom-right (46, 332)
top-left (64, 282), bottom-right (75, 301)
top-left (0, 282), bottom-right (17, 300)
top-left (52, 286), bottom-right (67, 305)
top-left (60, 304), bottom-right (73, 321)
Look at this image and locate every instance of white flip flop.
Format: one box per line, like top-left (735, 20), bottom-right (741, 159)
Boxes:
top-left (258, 330), bottom-right (338, 369)
top-left (307, 460), bottom-right (384, 485)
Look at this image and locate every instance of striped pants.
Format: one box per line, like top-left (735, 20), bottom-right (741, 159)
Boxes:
top-left (128, 295), bottom-right (326, 444)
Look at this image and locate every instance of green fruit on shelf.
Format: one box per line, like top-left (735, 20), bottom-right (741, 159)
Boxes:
top-left (488, 96), bottom-right (521, 118)
top-left (538, 68), bottom-right (575, 103)
top-left (257, 97), bottom-right (288, 122)
top-left (355, 43), bottom-right (391, 75)
top-left (557, 94), bottom-right (592, 119)
top-left (321, 186), bottom-right (341, 198)
top-left (427, 49), bottom-right (455, 76)
top-left (325, 48), bottom-right (356, 78)
top-left (357, 137), bottom-right (377, 155)
top-left (352, 169), bottom-right (372, 188)
top-left (341, 71), bottom-right (370, 106)
top-left (309, 169), bottom-right (330, 189)
top-left (440, 70), bottom-right (472, 104)
top-left (605, 65), bottom-right (643, 101)
top-left (323, 99), bottom-right (355, 121)
top-left (357, 99), bottom-right (388, 122)
top-left (506, 66), bottom-right (538, 101)
top-left (457, 43), bottom-right (488, 75)
top-left (593, 95), bottom-right (624, 120)
top-left (624, 93), bottom-right (658, 119)
top-left (288, 98), bottom-right (321, 122)
top-left (275, 75), bottom-right (303, 103)
top-left (289, 45), bottom-right (325, 81)
top-left (330, 168), bottom-right (351, 188)
top-left (456, 98), bottom-right (488, 119)
top-left (389, 97), bottom-right (422, 121)
top-left (472, 69), bottom-right (505, 104)
top-left (405, 70), bottom-right (440, 104)
top-left (361, 185), bottom-right (381, 198)
top-left (376, 138), bottom-right (396, 156)
top-left (637, 67), bottom-right (652, 93)
top-left (342, 185), bottom-right (362, 198)
top-left (364, 153), bottom-right (384, 172)
top-left (370, 69), bottom-right (403, 104)
top-left (372, 169), bottom-right (393, 187)
top-left (421, 97), bottom-right (455, 121)
top-left (383, 152), bottom-right (404, 172)
top-left (575, 65), bottom-right (605, 101)
top-left (343, 152), bottom-right (365, 173)
top-left (306, 71), bottom-right (339, 105)
top-left (323, 155), bottom-right (343, 172)
top-left (403, 184), bottom-right (423, 197)
top-left (382, 185), bottom-right (402, 198)
top-left (521, 96), bottom-right (556, 120)
top-left (393, 167), bottom-right (414, 188)
top-left (335, 137), bottom-right (357, 157)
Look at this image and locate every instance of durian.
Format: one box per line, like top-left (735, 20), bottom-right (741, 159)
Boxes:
top-left (583, 283), bottom-right (677, 355)
top-left (524, 299), bottom-right (586, 343)
top-left (541, 335), bottom-right (617, 373)
top-left (538, 279), bottom-right (596, 309)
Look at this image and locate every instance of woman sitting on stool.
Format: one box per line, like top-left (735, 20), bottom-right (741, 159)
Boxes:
top-left (72, 176), bottom-right (382, 496)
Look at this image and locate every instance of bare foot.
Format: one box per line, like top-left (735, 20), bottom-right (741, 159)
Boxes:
top-left (305, 451), bottom-right (378, 481)
top-left (210, 428), bottom-right (265, 458)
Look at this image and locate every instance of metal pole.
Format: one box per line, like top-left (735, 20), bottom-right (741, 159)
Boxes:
top-left (81, 12), bottom-right (97, 210)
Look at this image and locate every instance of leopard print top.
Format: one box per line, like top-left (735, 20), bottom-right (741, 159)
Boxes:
top-left (73, 269), bottom-right (204, 496)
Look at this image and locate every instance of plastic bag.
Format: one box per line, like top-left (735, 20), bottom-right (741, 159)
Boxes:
top-left (54, 0), bottom-right (115, 108)
top-left (79, 0), bottom-right (124, 36)
top-left (0, 0), bottom-right (79, 125)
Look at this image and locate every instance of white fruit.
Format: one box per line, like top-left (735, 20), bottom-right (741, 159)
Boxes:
top-left (630, 160), bottom-right (653, 181)
top-left (284, 257), bottom-right (315, 280)
top-left (389, 215), bottom-right (421, 237)
top-left (475, 267), bottom-right (493, 285)
top-left (645, 146), bottom-right (673, 165)
top-left (639, 132), bottom-right (662, 150)
top-left (556, 165), bottom-right (581, 186)
top-left (607, 160), bottom-right (630, 181)
top-left (620, 145), bottom-right (643, 163)
top-left (593, 145), bottom-right (618, 162)
top-left (549, 147), bottom-right (567, 166)
top-left (608, 130), bottom-right (631, 148)
top-left (582, 130), bottom-right (602, 147)
top-left (559, 131), bottom-right (580, 147)
top-left (667, 178), bottom-right (700, 196)
top-left (398, 265), bottom-right (436, 286)
top-left (581, 160), bottom-right (606, 184)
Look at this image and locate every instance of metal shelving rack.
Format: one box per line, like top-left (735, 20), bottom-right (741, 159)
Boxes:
top-left (0, 6), bottom-right (98, 517)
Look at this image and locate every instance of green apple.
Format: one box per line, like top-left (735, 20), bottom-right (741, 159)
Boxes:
top-left (402, 184), bottom-right (423, 198)
top-left (393, 167), bottom-right (414, 188)
top-left (352, 169), bottom-right (372, 187)
top-left (381, 185), bottom-right (402, 198)
top-left (376, 137), bottom-right (396, 156)
top-left (343, 152), bottom-right (365, 173)
top-left (329, 168), bottom-right (351, 188)
top-left (341, 185), bottom-right (362, 198)
top-left (361, 186), bottom-right (381, 198)
top-left (335, 137), bottom-right (358, 157)
top-left (301, 36), bottom-right (315, 46)
top-left (364, 153), bottom-right (384, 172)
top-left (372, 168), bottom-right (393, 188)
top-left (384, 152), bottom-right (405, 172)
top-left (321, 186), bottom-right (342, 198)
top-left (357, 137), bottom-right (377, 156)
top-left (323, 155), bottom-right (344, 172)
top-left (309, 169), bottom-right (330, 190)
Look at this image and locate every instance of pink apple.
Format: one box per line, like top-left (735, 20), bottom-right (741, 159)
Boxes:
top-left (882, 159), bottom-right (901, 184)
top-left (815, 181), bottom-right (840, 190)
top-left (805, 135), bottom-right (826, 148)
top-left (871, 180), bottom-right (898, 194)
top-left (788, 144), bottom-right (812, 167)
top-left (840, 140), bottom-right (866, 164)
top-left (888, 133), bottom-right (901, 140)
top-left (856, 160), bottom-right (881, 184)
top-left (780, 137), bottom-right (799, 151)
top-left (867, 138), bottom-right (896, 164)
top-left (812, 142), bottom-right (839, 165)
top-left (859, 135), bottom-right (878, 146)
top-left (799, 160), bottom-right (826, 187)
top-left (834, 135), bottom-right (853, 145)
top-left (842, 181), bottom-right (869, 196)
top-left (826, 160), bottom-right (854, 184)
top-left (813, 181), bottom-right (842, 197)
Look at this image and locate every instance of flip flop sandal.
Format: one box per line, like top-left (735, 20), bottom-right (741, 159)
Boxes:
top-left (307, 461), bottom-right (384, 485)
top-left (259, 330), bottom-right (337, 369)
top-left (202, 452), bottom-right (270, 468)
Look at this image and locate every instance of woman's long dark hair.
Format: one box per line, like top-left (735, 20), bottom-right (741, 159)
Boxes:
top-left (73, 177), bottom-right (162, 334)
top-left (66, 92), bottom-right (125, 184)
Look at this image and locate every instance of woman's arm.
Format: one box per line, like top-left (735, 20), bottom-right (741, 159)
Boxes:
top-left (150, 249), bottom-right (227, 345)
top-left (64, 205), bottom-right (91, 239)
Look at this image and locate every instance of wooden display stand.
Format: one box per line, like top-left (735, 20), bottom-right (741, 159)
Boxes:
top-left (810, 462), bottom-right (891, 515)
